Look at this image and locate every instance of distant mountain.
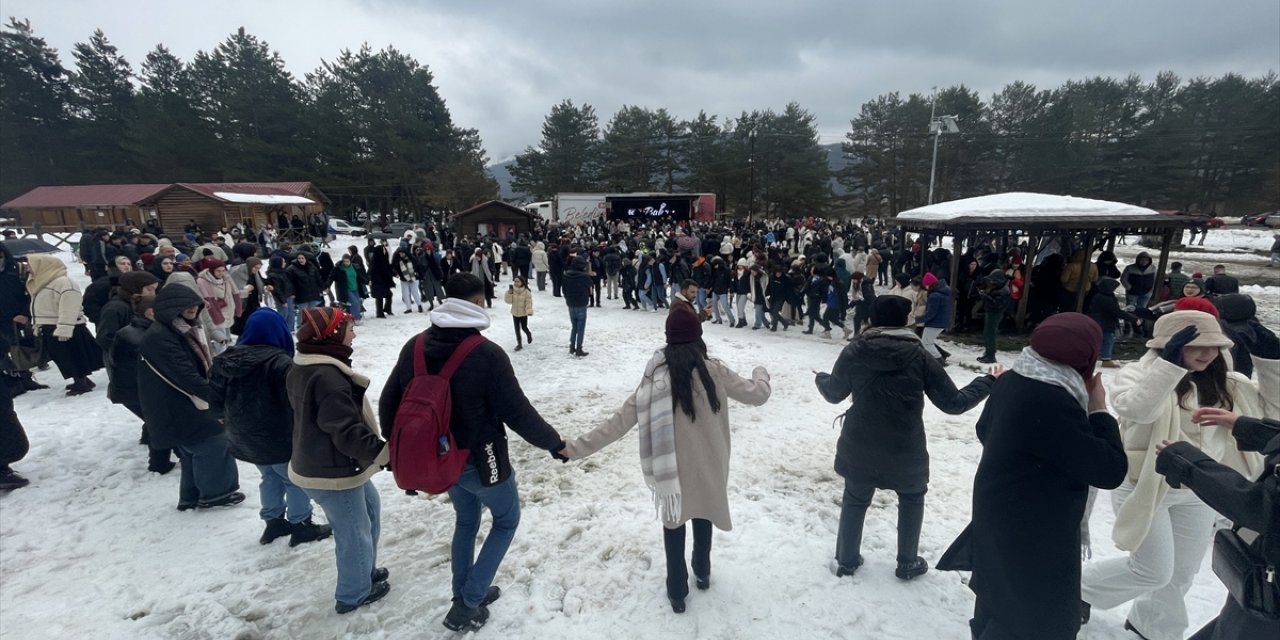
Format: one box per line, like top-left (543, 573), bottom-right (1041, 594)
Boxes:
top-left (486, 142), bottom-right (851, 201)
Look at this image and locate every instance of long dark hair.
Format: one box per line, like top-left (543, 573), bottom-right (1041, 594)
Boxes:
top-left (1175, 354), bottom-right (1234, 412)
top-left (663, 338), bottom-right (720, 420)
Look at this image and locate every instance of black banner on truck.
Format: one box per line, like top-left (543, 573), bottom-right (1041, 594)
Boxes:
top-left (607, 196), bottom-right (692, 220)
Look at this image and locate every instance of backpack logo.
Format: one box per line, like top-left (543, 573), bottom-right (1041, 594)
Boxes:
top-left (388, 333), bottom-right (485, 494)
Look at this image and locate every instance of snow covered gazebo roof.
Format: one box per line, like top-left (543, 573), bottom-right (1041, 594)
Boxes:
top-left (894, 192), bottom-right (1188, 232)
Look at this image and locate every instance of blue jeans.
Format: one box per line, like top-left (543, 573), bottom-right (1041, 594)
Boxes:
top-left (568, 306), bottom-right (587, 351)
top-left (754, 303), bottom-right (767, 329)
top-left (712, 292), bottom-right (732, 323)
top-left (256, 463), bottom-right (312, 523)
top-left (448, 467), bottom-right (521, 608)
top-left (1125, 293), bottom-right (1151, 310)
top-left (282, 298), bottom-right (297, 332)
top-left (695, 288), bottom-right (708, 310)
top-left (1101, 330), bottom-right (1117, 360)
top-left (346, 291), bottom-right (363, 321)
top-left (294, 300), bottom-right (321, 329)
top-left (305, 481), bottom-right (381, 607)
top-left (176, 432), bottom-right (240, 507)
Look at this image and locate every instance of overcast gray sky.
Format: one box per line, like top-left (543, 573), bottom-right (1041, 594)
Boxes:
top-left (7, 0), bottom-right (1279, 162)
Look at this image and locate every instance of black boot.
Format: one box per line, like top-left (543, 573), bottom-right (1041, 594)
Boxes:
top-left (147, 448), bottom-right (176, 475)
top-left (289, 517), bottom-right (333, 546)
top-left (442, 601), bottom-right (490, 631)
top-left (66, 377), bottom-right (93, 396)
top-left (836, 554), bottom-right (864, 577)
top-left (663, 524), bottom-right (690, 611)
top-left (894, 556), bottom-right (929, 580)
top-left (259, 517), bottom-right (292, 545)
top-left (336, 580), bottom-right (391, 615)
top-left (691, 519), bottom-right (712, 590)
top-left (197, 491), bottom-right (246, 509)
top-left (0, 466), bottom-right (30, 490)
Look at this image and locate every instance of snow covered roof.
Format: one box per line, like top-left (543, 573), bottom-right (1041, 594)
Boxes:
top-left (894, 192), bottom-right (1185, 231)
top-left (212, 192), bottom-right (315, 205)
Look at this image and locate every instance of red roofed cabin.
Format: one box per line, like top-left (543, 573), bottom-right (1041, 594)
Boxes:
top-left (2, 182), bottom-right (329, 233)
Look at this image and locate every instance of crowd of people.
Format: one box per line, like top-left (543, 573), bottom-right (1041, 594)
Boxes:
top-left (0, 214), bottom-right (1277, 639)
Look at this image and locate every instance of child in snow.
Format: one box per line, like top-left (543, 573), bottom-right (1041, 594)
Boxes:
top-left (504, 275), bottom-right (533, 351)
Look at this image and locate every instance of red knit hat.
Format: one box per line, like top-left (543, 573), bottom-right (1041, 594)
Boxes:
top-left (1174, 296), bottom-right (1220, 319)
top-left (297, 307), bottom-right (352, 345)
top-left (922, 273), bottom-right (939, 288)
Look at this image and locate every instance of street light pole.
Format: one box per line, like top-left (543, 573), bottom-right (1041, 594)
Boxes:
top-left (927, 87), bottom-right (939, 205)
top-left (747, 127), bottom-right (756, 223)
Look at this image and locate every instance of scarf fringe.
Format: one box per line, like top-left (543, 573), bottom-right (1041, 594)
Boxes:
top-left (650, 486), bottom-right (683, 523)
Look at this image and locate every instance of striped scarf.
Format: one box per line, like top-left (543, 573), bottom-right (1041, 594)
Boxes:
top-left (637, 349), bottom-right (680, 522)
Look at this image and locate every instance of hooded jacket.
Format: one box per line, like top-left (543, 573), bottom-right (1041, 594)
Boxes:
top-left (107, 315), bottom-right (151, 412)
top-left (137, 285), bottom-right (223, 449)
top-left (816, 327), bottom-right (994, 490)
top-left (561, 258), bottom-right (593, 307)
top-left (1216, 293), bottom-right (1269, 378)
top-left (378, 299), bottom-right (563, 487)
top-left (918, 281), bottom-right (953, 328)
top-left (26, 255), bottom-right (85, 334)
top-left (210, 344), bottom-right (295, 465)
top-left (1120, 252), bottom-right (1157, 298)
top-left (1086, 277), bottom-right (1137, 332)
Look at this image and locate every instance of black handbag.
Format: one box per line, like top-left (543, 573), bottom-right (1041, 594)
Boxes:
top-left (1212, 527), bottom-right (1280, 620)
top-left (8, 322), bottom-right (46, 371)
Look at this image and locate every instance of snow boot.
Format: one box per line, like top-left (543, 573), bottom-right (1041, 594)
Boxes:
top-left (197, 491), bottom-right (246, 509)
top-left (514, 345), bottom-right (523, 352)
top-left (802, 330), bottom-right (814, 335)
top-left (842, 327), bottom-right (853, 339)
top-left (894, 556), bottom-right (929, 580)
top-left (259, 517), bottom-right (292, 545)
top-left (452, 586), bottom-right (501, 607)
top-left (66, 378), bottom-right (93, 396)
top-left (820, 330), bottom-right (831, 339)
top-left (0, 467), bottom-right (30, 491)
top-left (575, 349), bottom-right (590, 358)
top-left (289, 517), bottom-right (333, 547)
top-left (417, 304), bottom-right (424, 313)
top-left (372, 567), bottom-right (389, 583)
top-left (835, 554), bottom-right (864, 578)
top-left (736, 319), bottom-right (746, 328)
top-left (442, 601), bottom-right (489, 631)
top-left (669, 597), bottom-right (686, 614)
top-left (336, 580), bottom-right (391, 615)
top-left (977, 355), bottom-right (997, 364)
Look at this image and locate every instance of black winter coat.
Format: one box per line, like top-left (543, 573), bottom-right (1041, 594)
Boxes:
top-left (137, 286), bottom-right (223, 449)
top-left (561, 268), bottom-right (593, 307)
top-left (107, 316), bottom-right (150, 414)
top-left (95, 295), bottom-right (133, 364)
top-left (286, 261), bottom-right (325, 304)
top-left (378, 326), bottom-right (562, 487)
top-left (939, 372), bottom-right (1126, 640)
top-left (82, 275), bottom-right (116, 324)
top-left (508, 244), bottom-right (532, 269)
top-left (367, 246), bottom-right (395, 297)
top-left (1087, 278), bottom-right (1137, 332)
top-left (816, 328), bottom-right (993, 490)
top-left (711, 265), bottom-right (731, 295)
top-left (209, 345), bottom-right (295, 465)
top-left (1156, 416), bottom-right (1280, 640)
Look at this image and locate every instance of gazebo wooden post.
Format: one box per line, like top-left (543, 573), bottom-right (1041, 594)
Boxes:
top-left (1151, 229), bottom-right (1175, 309)
top-left (948, 234), bottom-right (962, 330)
top-left (1106, 232), bottom-right (1117, 253)
top-left (1073, 231), bottom-right (1096, 312)
top-left (1015, 232), bottom-right (1041, 330)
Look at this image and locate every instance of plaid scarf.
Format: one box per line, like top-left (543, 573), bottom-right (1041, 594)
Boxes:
top-left (637, 349), bottom-right (680, 522)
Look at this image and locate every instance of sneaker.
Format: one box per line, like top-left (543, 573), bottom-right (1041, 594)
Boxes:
top-left (976, 355), bottom-right (997, 364)
top-left (452, 586), bottom-right (502, 607)
top-left (575, 349), bottom-right (590, 358)
top-left (514, 345), bottom-right (523, 352)
top-left (259, 517), bottom-right (292, 545)
top-left (289, 517), bottom-right (333, 547)
top-left (197, 491), bottom-right (246, 509)
top-left (442, 601), bottom-right (490, 631)
top-left (835, 555), bottom-right (864, 578)
top-left (1101, 359), bottom-right (1121, 368)
top-left (895, 556), bottom-right (929, 580)
top-left (0, 469), bottom-right (30, 491)
top-left (336, 580), bottom-right (391, 615)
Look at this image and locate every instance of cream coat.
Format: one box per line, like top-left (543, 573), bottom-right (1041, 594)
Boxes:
top-left (563, 359), bottom-right (772, 530)
top-left (1109, 350), bottom-right (1278, 550)
top-left (28, 260), bottom-right (85, 334)
top-left (504, 286), bottom-right (533, 317)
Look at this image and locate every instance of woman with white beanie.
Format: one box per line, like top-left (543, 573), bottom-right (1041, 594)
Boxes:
top-left (1081, 310), bottom-right (1280, 640)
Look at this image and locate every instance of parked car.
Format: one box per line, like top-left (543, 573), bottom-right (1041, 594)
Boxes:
top-left (1241, 210), bottom-right (1280, 227)
top-left (328, 218), bottom-right (366, 236)
top-left (381, 222), bottom-right (415, 237)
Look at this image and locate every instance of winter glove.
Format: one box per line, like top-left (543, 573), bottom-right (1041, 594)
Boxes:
top-left (1160, 325), bottom-right (1199, 365)
top-left (1154, 441), bottom-right (1211, 488)
top-left (1250, 321), bottom-right (1280, 360)
top-left (549, 440), bottom-right (569, 463)
top-left (53, 324), bottom-right (74, 342)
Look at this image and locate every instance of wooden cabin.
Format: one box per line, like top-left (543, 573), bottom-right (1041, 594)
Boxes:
top-left (450, 200), bottom-right (537, 240)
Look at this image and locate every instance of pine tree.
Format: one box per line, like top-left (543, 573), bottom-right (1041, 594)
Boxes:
top-left (0, 19), bottom-right (72, 203)
top-left (509, 100), bottom-right (600, 198)
top-left (69, 29), bottom-right (135, 182)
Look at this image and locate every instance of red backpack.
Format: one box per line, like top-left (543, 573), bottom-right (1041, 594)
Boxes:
top-left (389, 333), bottom-right (485, 494)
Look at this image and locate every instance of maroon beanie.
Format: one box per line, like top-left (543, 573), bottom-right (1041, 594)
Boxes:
top-left (666, 308), bottom-right (703, 344)
top-left (1029, 312), bottom-right (1102, 380)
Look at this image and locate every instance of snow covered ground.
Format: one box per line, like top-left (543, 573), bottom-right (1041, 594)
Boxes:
top-left (4, 245), bottom-right (1264, 640)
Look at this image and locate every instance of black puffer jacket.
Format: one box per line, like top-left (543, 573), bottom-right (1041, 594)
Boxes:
top-left (379, 325), bottom-right (562, 487)
top-left (286, 260), bottom-right (325, 304)
top-left (107, 316), bottom-right (150, 414)
top-left (815, 327), bottom-right (994, 490)
top-left (1087, 278), bottom-right (1137, 333)
top-left (210, 345), bottom-right (294, 465)
top-left (561, 260), bottom-right (593, 307)
top-left (138, 285), bottom-right (222, 449)
top-left (508, 244), bottom-right (532, 270)
top-left (82, 275), bottom-right (116, 324)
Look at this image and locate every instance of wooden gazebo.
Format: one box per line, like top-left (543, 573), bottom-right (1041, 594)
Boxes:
top-left (893, 192), bottom-right (1194, 329)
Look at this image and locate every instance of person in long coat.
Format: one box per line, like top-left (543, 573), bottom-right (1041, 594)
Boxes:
top-left (138, 284), bottom-right (243, 510)
top-left (560, 310), bottom-right (772, 614)
top-left (938, 312), bottom-right (1127, 640)
top-left (106, 294), bottom-right (175, 474)
top-left (816, 296), bottom-right (996, 580)
top-left (366, 243), bottom-right (395, 318)
top-left (25, 254), bottom-right (102, 395)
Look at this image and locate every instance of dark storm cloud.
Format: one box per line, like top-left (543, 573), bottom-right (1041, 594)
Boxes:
top-left (8, 0), bottom-right (1278, 160)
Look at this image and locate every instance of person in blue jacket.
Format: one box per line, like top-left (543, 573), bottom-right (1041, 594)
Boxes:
top-left (916, 272), bottom-right (952, 364)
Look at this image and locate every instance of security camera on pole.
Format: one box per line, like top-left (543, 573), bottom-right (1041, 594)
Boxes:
top-left (927, 87), bottom-right (960, 205)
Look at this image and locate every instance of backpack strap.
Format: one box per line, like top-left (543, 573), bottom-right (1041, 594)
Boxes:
top-left (438, 334), bottom-right (486, 381)
top-left (412, 331), bottom-right (429, 377)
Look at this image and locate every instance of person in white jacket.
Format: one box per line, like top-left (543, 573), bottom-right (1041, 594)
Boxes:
top-left (1080, 309), bottom-right (1279, 640)
top-left (24, 255), bottom-right (103, 395)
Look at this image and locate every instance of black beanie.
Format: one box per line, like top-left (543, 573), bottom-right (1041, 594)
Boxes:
top-left (870, 296), bottom-right (913, 328)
